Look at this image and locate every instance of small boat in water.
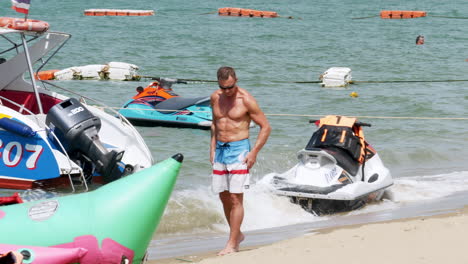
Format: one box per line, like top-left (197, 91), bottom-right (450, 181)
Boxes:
top-left (119, 78), bottom-right (212, 129)
top-left (0, 19), bottom-right (153, 190)
top-left (0, 154), bottom-right (183, 264)
top-left (271, 115), bottom-right (393, 215)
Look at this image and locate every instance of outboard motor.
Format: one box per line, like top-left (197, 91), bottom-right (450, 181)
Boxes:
top-left (46, 98), bottom-right (124, 183)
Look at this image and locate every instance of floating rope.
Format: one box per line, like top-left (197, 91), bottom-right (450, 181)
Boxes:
top-left (285, 79), bottom-right (468, 84)
top-left (138, 76), bottom-right (468, 84)
top-left (350, 79), bottom-right (468, 84)
top-left (139, 76), bottom-right (218, 83)
top-left (428, 15), bottom-right (468, 19)
top-left (351, 15), bottom-right (380, 20)
top-left (104, 106), bottom-right (468, 121)
top-left (43, 77), bottom-right (468, 122)
top-left (263, 113), bottom-right (468, 120)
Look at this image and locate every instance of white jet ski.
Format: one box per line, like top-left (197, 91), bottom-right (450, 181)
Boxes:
top-left (271, 115), bottom-right (393, 215)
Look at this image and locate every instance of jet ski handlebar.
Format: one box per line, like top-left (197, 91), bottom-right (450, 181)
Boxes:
top-left (309, 119), bottom-right (372, 127)
top-left (151, 77), bottom-right (188, 84)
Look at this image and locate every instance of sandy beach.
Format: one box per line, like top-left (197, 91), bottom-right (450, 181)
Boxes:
top-left (152, 206), bottom-right (468, 264)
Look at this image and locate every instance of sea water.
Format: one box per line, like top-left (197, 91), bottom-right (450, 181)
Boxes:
top-left (2, 0), bottom-right (468, 258)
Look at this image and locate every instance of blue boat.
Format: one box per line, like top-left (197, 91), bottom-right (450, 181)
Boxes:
top-left (0, 23), bottom-right (152, 190)
top-left (118, 78), bottom-right (212, 129)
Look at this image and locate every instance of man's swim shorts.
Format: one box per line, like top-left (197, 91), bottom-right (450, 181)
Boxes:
top-left (212, 138), bottom-right (250, 193)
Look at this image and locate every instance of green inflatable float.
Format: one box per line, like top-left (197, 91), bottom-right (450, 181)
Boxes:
top-left (0, 154), bottom-right (183, 264)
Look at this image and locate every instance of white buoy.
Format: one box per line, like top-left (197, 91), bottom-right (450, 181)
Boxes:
top-left (104, 62), bottom-right (140, 81)
top-left (54, 67), bottom-right (80, 80)
top-left (319, 67), bottom-right (352, 87)
top-left (53, 62), bottom-right (140, 81)
top-left (78, 64), bottom-right (106, 80)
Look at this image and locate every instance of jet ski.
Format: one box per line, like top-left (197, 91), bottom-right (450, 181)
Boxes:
top-left (118, 78), bottom-right (212, 129)
top-left (271, 115), bottom-right (393, 215)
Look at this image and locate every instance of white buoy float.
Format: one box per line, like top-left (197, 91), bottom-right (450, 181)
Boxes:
top-left (43, 62), bottom-right (140, 81)
top-left (319, 67), bottom-right (352, 87)
top-left (102, 62), bottom-right (139, 81)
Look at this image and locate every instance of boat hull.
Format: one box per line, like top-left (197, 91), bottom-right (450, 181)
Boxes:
top-left (272, 149), bottom-right (393, 215)
top-left (0, 155), bottom-right (183, 264)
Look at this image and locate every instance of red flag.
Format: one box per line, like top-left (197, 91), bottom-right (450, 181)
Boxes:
top-left (11, 0), bottom-right (31, 14)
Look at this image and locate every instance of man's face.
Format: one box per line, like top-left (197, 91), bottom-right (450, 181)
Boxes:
top-left (218, 76), bottom-right (238, 97)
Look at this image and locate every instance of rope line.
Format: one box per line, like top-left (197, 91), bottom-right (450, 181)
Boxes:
top-left (351, 15), bottom-right (468, 20)
top-left (135, 76), bottom-right (468, 84)
top-left (264, 113), bottom-right (468, 120)
top-left (103, 106), bottom-right (468, 120)
top-left (429, 15), bottom-right (468, 19)
top-left (288, 79), bottom-right (468, 84)
top-left (351, 15), bottom-right (380, 19)
top-left (350, 79), bottom-right (468, 84)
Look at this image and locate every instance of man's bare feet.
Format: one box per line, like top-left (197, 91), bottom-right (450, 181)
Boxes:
top-left (218, 233), bottom-right (245, 256)
top-left (235, 232), bottom-right (245, 251)
top-left (217, 247), bottom-right (238, 256)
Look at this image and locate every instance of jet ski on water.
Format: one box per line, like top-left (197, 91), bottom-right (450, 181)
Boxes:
top-left (271, 115), bottom-right (393, 215)
top-left (118, 78), bottom-right (212, 129)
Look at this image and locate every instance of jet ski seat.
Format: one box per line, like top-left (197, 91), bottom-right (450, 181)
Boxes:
top-left (322, 146), bottom-right (360, 176)
top-left (155, 96), bottom-right (209, 114)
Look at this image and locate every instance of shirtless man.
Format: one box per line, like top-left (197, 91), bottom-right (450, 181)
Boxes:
top-left (210, 66), bottom-right (271, 256)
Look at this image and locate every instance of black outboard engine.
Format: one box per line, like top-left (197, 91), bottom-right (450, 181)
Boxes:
top-left (46, 98), bottom-right (124, 183)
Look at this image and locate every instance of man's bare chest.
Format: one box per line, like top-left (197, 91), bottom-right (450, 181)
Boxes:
top-left (214, 101), bottom-right (248, 121)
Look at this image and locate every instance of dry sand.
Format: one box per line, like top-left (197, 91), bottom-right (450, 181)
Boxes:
top-left (150, 207), bottom-right (468, 264)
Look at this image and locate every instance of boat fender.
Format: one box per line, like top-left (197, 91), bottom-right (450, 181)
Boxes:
top-left (0, 118), bottom-right (36, 137)
top-left (0, 17), bottom-right (49, 32)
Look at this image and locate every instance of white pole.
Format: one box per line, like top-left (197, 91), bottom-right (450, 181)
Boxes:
top-left (21, 32), bottom-right (44, 114)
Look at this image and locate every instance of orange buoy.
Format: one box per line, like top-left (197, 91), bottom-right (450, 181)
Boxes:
top-left (84, 9), bottom-right (155, 16)
top-left (218, 7), bottom-right (278, 18)
top-left (0, 17), bottom-right (49, 32)
top-left (34, 69), bottom-right (59, 80)
top-left (380, 10), bottom-right (426, 19)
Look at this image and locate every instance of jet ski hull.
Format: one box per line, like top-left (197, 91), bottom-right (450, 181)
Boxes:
top-left (119, 99), bottom-right (212, 129)
top-left (271, 149), bottom-right (393, 215)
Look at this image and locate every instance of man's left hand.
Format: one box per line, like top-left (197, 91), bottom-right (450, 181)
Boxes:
top-left (243, 152), bottom-right (257, 169)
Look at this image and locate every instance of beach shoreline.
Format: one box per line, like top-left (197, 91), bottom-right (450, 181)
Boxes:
top-left (150, 206), bottom-right (468, 264)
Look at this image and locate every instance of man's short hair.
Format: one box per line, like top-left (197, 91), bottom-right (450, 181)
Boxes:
top-left (217, 66), bottom-right (237, 81)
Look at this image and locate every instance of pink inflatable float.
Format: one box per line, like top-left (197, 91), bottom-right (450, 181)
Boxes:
top-left (0, 244), bottom-right (87, 264)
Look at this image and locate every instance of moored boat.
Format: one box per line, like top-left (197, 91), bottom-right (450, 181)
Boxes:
top-left (0, 19), bottom-right (153, 190)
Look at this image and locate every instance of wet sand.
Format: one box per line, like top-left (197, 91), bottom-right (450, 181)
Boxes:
top-left (150, 206), bottom-right (468, 264)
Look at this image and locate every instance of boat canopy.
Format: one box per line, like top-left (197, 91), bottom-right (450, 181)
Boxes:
top-left (0, 30), bottom-right (70, 92)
